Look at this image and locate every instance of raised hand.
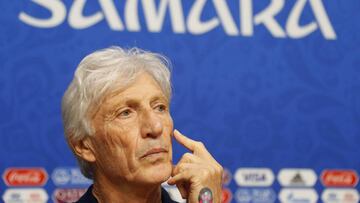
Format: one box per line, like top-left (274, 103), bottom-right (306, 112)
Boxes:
top-left (167, 129), bottom-right (223, 203)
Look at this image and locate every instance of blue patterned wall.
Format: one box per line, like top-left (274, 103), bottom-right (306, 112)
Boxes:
top-left (1, 0), bottom-right (359, 202)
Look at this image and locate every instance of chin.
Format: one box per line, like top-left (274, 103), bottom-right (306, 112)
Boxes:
top-left (143, 161), bottom-right (172, 185)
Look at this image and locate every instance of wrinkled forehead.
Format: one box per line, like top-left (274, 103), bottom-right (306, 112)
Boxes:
top-left (109, 71), bottom-right (167, 98)
top-left (91, 72), bottom-right (169, 114)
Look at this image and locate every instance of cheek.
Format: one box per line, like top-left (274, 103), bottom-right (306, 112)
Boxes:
top-left (163, 114), bottom-right (174, 132)
top-left (96, 122), bottom-right (137, 157)
top-left (162, 115), bottom-right (174, 146)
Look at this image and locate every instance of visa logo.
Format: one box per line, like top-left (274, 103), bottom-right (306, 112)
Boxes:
top-left (243, 174), bottom-right (267, 181)
top-left (235, 168), bottom-right (274, 187)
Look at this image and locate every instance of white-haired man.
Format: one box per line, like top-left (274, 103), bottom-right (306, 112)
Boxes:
top-left (62, 47), bottom-right (223, 203)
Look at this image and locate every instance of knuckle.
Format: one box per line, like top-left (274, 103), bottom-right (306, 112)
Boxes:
top-left (177, 165), bottom-right (184, 173)
top-left (193, 176), bottom-right (201, 183)
top-left (208, 168), bottom-right (216, 177)
top-left (217, 164), bottom-right (224, 174)
top-left (196, 141), bottom-right (205, 148)
top-left (212, 167), bottom-right (218, 176)
top-left (183, 152), bottom-right (192, 160)
top-left (202, 169), bottom-right (210, 178)
top-left (174, 165), bottom-right (186, 176)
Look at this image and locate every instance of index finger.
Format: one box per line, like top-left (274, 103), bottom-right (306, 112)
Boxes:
top-left (173, 129), bottom-right (218, 162)
top-left (173, 129), bottom-right (197, 152)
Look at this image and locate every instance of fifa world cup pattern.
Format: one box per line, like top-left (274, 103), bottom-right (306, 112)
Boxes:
top-left (1, 0), bottom-right (360, 202)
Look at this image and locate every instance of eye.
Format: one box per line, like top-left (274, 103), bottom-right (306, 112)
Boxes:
top-left (119, 109), bottom-right (132, 118)
top-left (155, 104), bottom-right (167, 112)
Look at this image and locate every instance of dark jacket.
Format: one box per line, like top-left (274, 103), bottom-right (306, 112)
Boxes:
top-left (75, 185), bottom-right (179, 203)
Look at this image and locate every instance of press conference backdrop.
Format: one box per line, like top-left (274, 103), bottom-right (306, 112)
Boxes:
top-left (1, 0), bottom-right (359, 202)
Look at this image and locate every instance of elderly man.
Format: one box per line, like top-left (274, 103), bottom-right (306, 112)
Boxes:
top-left (61, 46), bottom-right (223, 203)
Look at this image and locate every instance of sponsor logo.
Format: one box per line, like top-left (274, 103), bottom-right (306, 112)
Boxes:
top-left (236, 189), bottom-right (252, 203)
top-left (321, 189), bottom-right (359, 203)
top-left (321, 170), bottom-right (359, 187)
top-left (19, 0), bottom-right (336, 40)
top-left (2, 188), bottom-right (48, 203)
top-left (2, 168), bottom-right (48, 186)
top-left (234, 168), bottom-right (274, 187)
top-left (235, 188), bottom-right (276, 203)
top-left (51, 167), bottom-right (92, 186)
top-left (52, 188), bottom-right (87, 203)
top-left (222, 188), bottom-right (232, 203)
top-left (222, 168), bottom-right (232, 186)
top-left (277, 168), bottom-right (317, 187)
top-left (279, 188), bottom-right (318, 203)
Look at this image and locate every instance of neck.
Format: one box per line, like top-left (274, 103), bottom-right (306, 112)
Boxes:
top-left (91, 173), bottom-right (162, 203)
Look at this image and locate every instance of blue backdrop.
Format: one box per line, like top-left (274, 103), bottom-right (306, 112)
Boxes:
top-left (1, 0), bottom-right (359, 202)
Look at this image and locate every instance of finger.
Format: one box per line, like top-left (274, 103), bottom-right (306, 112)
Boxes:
top-left (176, 182), bottom-right (188, 199)
top-left (167, 171), bottom-right (193, 185)
top-left (178, 152), bottom-right (202, 163)
top-left (172, 153), bottom-right (203, 176)
top-left (172, 162), bottom-right (202, 177)
top-left (167, 178), bottom-right (188, 199)
top-left (173, 129), bottom-right (197, 152)
top-left (174, 129), bottom-right (214, 159)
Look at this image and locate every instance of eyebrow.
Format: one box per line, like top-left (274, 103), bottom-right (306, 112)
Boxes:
top-left (150, 95), bottom-right (169, 103)
top-left (103, 94), bottom-right (169, 121)
top-left (110, 93), bottom-right (168, 110)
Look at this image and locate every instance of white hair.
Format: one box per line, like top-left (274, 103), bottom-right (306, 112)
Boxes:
top-left (61, 46), bottom-right (172, 178)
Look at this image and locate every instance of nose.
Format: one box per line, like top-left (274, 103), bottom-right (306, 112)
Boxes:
top-left (140, 110), bottom-right (163, 138)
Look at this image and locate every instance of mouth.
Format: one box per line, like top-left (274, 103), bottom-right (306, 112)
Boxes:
top-left (140, 147), bottom-right (168, 159)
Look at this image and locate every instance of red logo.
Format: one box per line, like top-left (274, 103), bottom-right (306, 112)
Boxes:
top-left (3, 168), bottom-right (48, 186)
top-left (321, 170), bottom-right (359, 187)
top-left (221, 188), bottom-right (232, 203)
top-left (52, 188), bottom-right (87, 203)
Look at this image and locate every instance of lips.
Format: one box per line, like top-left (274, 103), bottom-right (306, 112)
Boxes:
top-left (141, 147), bottom-right (168, 159)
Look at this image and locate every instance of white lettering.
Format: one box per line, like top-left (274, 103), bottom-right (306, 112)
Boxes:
top-left (9, 172), bottom-right (42, 184)
top-left (240, 0), bottom-right (253, 36)
top-left (286, 0), bottom-right (317, 38)
top-left (125, 0), bottom-right (140, 31)
top-left (18, 0), bottom-right (66, 28)
top-left (142, 0), bottom-right (185, 33)
top-left (68, 0), bottom-right (103, 29)
top-left (286, 0), bottom-right (336, 39)
top-left (69, 0), bottom-right (124, 30)
top-left (308, 0), bottom-right (336, 39)
top-left (188, 0), bottom-right (238, 35)
top-left (254, 0), bottom-right (286, 38)
top-left (213, 0), bottom-right (239, 36)
top-left (99, 0), bottom-right (124, 30)
top-left (187, 0), bottom-right (219, 35)
top-left (18, 0), bottom-right (337, 40)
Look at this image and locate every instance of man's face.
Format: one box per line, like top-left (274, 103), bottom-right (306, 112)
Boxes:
top-left (88, 72), bottom-right (173, 185)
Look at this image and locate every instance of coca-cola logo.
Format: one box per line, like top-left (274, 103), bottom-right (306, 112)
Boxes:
top-left (321, 170), bottom-right (359, 187)
top-left (3, 168), bottom-right (48, 186)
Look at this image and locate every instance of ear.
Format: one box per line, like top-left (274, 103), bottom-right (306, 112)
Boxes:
top-left (70, 137), bottom-right (96, 163)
